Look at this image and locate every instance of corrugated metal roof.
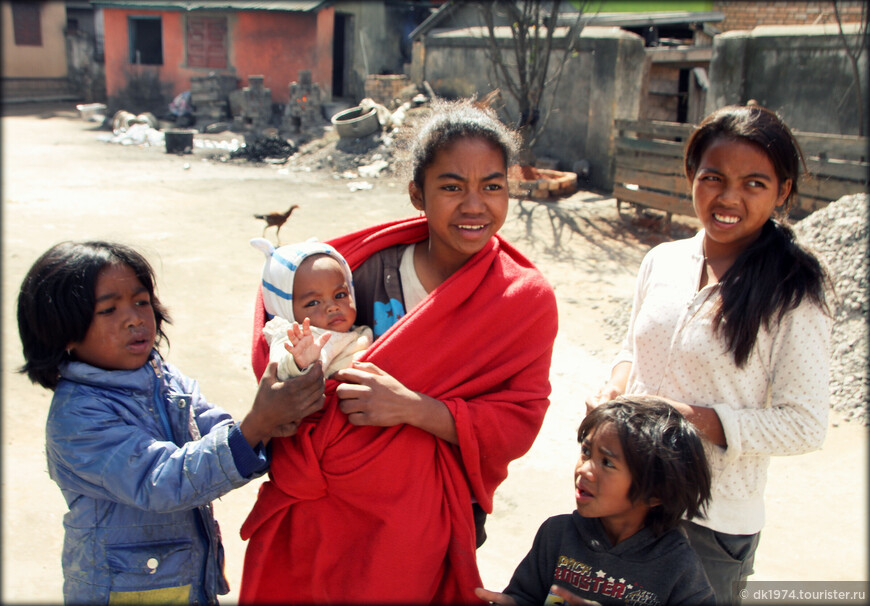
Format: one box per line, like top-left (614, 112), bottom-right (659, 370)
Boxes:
top-left (411, 2), bottom-right (724, 41)
top-left (92, 1), bottom-right (329, 12)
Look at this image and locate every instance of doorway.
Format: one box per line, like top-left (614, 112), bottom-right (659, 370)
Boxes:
top-left (332, 12), bottom-right (353, 99)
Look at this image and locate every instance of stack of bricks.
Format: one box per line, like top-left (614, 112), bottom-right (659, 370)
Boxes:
top-left (230, 75), bottom-right (272, 131)
top-left (190, 73), bottom-right (238, 121)
top-left (508, 165), bottom-right (578, 201)
top-left (363, 74), bottom-right (410, 108)
top-left (714, 1), bottom-right (866, 32)
top-left (284, 70), bottom-right (323, 133)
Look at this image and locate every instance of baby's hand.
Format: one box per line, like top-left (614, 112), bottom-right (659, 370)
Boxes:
top-left (284, 318), bottom-right (331, 370)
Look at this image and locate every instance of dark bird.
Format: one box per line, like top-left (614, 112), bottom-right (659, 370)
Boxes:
top-left (254, 205), bottom-right (299, 243)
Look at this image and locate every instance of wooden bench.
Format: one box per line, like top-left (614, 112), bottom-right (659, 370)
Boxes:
top-left (612, 118), bottom-right (868, 224)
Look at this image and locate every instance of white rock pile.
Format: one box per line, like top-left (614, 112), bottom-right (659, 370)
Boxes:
top-left (794, 193), bottom-right (869, 425)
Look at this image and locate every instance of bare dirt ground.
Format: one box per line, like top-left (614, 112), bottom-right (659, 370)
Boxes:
top-left (1, 103), bottom-right (866, 604)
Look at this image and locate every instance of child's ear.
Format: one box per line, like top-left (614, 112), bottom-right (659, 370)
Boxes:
top-left (409, 181), bottom-right (424, 211)
top-left (647, 496), bottom-right (662, 508)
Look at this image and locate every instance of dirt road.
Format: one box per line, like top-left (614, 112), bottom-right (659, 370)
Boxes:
top-left (2, 104), bottom-right (865, 604)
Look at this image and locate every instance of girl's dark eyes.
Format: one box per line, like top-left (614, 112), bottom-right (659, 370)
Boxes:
top-left (439, 183), bottom-right (505, 192)
top-left (303, 300), bottom-right (319, 308)
top-left (96, 306), bottom-right (115, 316)
top-left (335, 291), bottom-right (348, 299)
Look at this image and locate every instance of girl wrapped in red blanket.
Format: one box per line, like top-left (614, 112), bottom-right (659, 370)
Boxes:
top-left (240, 99), bottom-right (558, 605)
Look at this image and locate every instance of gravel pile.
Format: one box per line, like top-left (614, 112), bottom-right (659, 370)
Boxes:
top-left (794, 193), bottom-right (869, 425)
top-left (287, 130), bottom-right (398, 177)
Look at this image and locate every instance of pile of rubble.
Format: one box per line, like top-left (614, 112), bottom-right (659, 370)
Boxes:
top-left (229, 131), bottom-right (297, 162)
top-left (275, 100), bottom-right (433, 187)
top-left (794, 193), bottom-right (869, 425)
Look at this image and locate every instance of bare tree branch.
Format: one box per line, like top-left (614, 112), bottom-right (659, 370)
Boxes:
top-left (478, 0), bottom-right (590, 157)
top-left (832, 0), bottom-right (868, 134)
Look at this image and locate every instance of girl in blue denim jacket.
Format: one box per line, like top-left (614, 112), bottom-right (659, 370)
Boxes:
top-left (17, 241), bottom-right (324, 604)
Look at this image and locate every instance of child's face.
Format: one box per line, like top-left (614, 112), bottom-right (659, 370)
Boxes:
top-left (292, 255), bottom-right (356, 332)
top-left (574, 422), bottom-right (650, 545)
top-left (409, 136), bottom-right (508, 267)
top-left (690, 137), bottom-right (790, 260)
top-left (67, 263), bottom-right (156, 371)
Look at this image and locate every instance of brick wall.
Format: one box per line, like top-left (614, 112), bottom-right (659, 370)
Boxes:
top-left (714, 1), bottom-right (865, 32)
top-left (363, 74), bottom-right (410, 107)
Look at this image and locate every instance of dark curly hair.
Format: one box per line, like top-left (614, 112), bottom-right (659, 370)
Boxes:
top-left (403, 97), bottom-right (520, 188)
top-left (17, 241), bottom-right (171, 390)
top-left (578, 396), bottom-right (712, 536)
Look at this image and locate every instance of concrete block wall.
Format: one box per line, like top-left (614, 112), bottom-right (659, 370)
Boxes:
top-left (707, 23), bottom-right (867, 136)
top-left (416, 26), bottom-right (645, 193)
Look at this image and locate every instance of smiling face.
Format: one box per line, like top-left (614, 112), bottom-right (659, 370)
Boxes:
top-left (690, 137), bottom-right (791, 261)
top-left (291, 254), bottom-right (356, 332)
top-left (574, 422), bottom-right (651, 545)
top-left (68, 262), bottom-right (157, 370)
top-left (409, 136), bottom-right (509, 274)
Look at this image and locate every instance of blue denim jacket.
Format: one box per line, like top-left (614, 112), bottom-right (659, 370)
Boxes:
top-left (46, 351), bottom-right (260, 604)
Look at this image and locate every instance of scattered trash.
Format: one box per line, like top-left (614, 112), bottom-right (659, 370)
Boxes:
top-left (76, 103), bottom-right (107, 122)
top-left (348, 181), bottom-right (373, 192)
top-left (97, 122), bottom-right (165, 147)
top-left (194, 138), bottom-right (242, 152)
top-left (331, 105), bottom-right (380, 139)
top-left (358, 159), bottom-right (389, 178)
top-left (111, 110), bottom-right (159, 134)
top-left (136, 112), bottom-right (159, 129)
top-left (112, 110), bottom-right (137, 133)
top-left (81, 88), bottom-right (434, 178)
top-left (359, 98), bottom-right (392, 129)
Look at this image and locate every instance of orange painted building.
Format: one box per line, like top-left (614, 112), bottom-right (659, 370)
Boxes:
top-left (94, 1), bottom-right (333, 108)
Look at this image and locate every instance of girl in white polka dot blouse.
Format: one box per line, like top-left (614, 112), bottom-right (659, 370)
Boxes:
top-left (586, 104), bottom-right (832, 606)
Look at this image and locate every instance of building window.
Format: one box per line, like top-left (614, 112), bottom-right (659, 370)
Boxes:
top-left (129, 16), bottom-right (163, 65)
top-left (187, 16), bottom-right (227, 69)
top-left (11, 1), bottom-right (42, 46)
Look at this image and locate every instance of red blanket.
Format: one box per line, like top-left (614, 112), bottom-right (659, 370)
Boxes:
top-left (240, 217), bottom-right (557, 604)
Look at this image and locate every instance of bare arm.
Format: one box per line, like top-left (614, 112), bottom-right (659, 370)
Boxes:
top-left (585, 361), bottom-right (632, 413)
top-left (585, 362), bottom-right (726, 446)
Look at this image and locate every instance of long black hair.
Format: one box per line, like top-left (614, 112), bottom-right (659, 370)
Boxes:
top-left (684, 105), bottom-right (830, 366)
top-left (17, 241), bottom-right (171, 389)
